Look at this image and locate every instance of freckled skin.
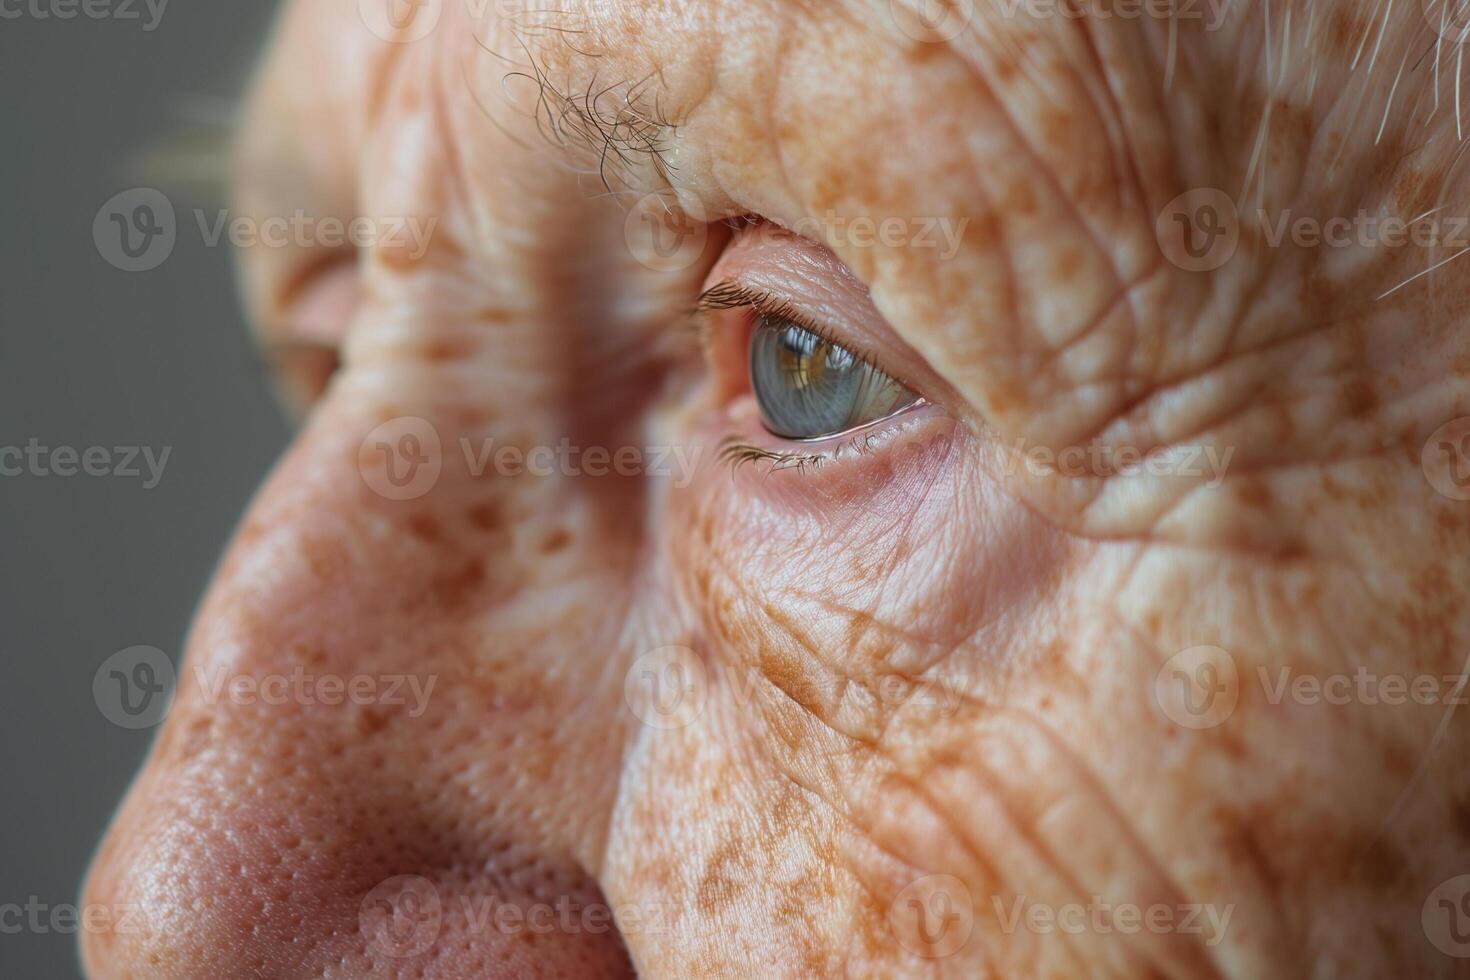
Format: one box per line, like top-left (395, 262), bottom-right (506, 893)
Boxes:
top-left (82, 1), bottom-right (1470, 978)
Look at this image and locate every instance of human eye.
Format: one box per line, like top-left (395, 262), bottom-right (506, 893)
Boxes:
top-left (707, 285), bottom-right (921, 441)
top-left (692, 224), bottom-right (947, 473)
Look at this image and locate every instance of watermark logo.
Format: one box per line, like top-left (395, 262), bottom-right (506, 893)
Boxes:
top-left (95, 189), bottom-right (437, 272)
top-left (94, 188), bottom-right (176, 273)
top-left (1157, 188), bottom-right (1239, 272)
top-left (888, 0), bottom-right (973, 43)
top-left (1159, 658), bottom-right (1470, 720)
top-left (93, 645), bottom-right (175, 729)
top-left (623, 645), bottom-right (709, 729)
top-left (624, 189), bottom-right (709, 273)
top-left (359, 416), bottom-right (444, 501)
top-left (360, 875), bottom-right (442, 958)
top-left (1158, 190), bottom-right (1470, 276)
top-left (889, 874), bottom-right (974, 959)
top-left (1423, 417), bottom-right (1470, 502)
top-left (1424, 874), bottom-right (1470, 957)
top-left (358, 0), bottom-right (442, 42)
top-left (1154, 645), bottom-right (1239, 730)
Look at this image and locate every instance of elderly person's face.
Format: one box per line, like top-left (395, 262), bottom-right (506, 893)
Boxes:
top-left (80, 0), bottom-right (1470, 975)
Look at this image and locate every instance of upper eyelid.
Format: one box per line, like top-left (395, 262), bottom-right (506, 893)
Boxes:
top-left (692, 279), bottom-right (885, 371)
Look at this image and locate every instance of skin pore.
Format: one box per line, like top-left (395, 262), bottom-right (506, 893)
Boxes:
top-left (81, 0), bottom-right (1470, 977)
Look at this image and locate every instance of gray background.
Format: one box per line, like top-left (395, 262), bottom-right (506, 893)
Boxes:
top-left (2, 4), bottom-right (289, 976)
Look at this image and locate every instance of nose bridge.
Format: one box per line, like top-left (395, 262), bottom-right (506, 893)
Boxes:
top-left (80, 399), bottom-right (637, 978)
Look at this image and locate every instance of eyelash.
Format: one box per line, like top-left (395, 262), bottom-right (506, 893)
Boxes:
top-left (693, 281), bottom-right (911, 474)
top-left (716, 430), bottom-right (895, 474)
top-left (694, 281), bottom-right (882, 371)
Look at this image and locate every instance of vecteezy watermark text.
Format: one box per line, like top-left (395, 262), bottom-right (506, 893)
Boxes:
top-left (0, 0), bottom-right (167, 30)
top-left (193, 209), bottom-right (437, 257)
top-left (1259, 666), bottom-right (1470, 708)
top-left (459, 437), bottom-right (699, 486)
top-left (1157, 187), bottom-right (1470, 274)
top-left (1001, 437), bottom-right (1236, 488)
top-left (193, 664), bottom-right (437, 718)
top-left (0, 898), bottom-right (149, 936)
top-left (992, 895), bottom-right (1234, 946)
top-left (995, 0), bottom-right (1229, 30)
top-left (623, 645), bottom-right (965, 730)
top-left (94, 188), bottom-right (439, 273)
top-left (0, 439), bottom-right (170, 488)
top-left (891, 0), bottom-right (1229, 45)
top-left (359, 416), bottom-right (704, 501)
top-left (1154, 644), bottom-right (1470, 731)
top-left (359, 875), bottom-right (669, 958)
top-left (93, 645), bottom-right (438, 730)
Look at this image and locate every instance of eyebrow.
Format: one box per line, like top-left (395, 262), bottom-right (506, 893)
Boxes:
top-left (490, 12), bottom-right (679, 193)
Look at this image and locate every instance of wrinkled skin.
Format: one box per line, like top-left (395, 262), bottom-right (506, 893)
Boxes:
top-left (80, 0), bottom-right (1470, 977)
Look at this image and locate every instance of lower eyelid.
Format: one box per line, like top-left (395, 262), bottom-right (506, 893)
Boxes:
top-left (716, 393), bottom-right (936, 475)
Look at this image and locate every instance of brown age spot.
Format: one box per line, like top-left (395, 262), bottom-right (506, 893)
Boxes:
top-left (1352, 836), bottom-right (1407, 891)
top-left (354, 703), bottom-right (391, 736)
top-left (170, 716), bottom-right (215, 763)
top-left (440, 405), bottom-right (490, 430)
top-left (1437, 506), bottom-right (1466, 535)
top-left (419, 339), bottom-right (476, 363)
top-left (406, 511), bottom-right (443, 543)
top-left (1004, 177), bottom-right (1038, 217)
top-left (431, 556), bottom-right (486, 609)
top-left (695, 838), bottom-right (745, 915)
top-left (1326, 8), bottom-right (1371, 52)
top-left (1216, 805), bottom-right (1286, 905)
top-left (1054, 245), bottom-right (1084, 280)
top-left (297, 642), bottom-right (328, 668)
top-left (756, 645), bottom-right (823, 736)
top-left (1236, 477), bottom-right (1273, 511)
top-left (1268, 396), bottom-right (1297, 442)
top-left (466, 500), bottom-right (502, 531)
top-left (1343, 375), bottom-right (1378, 420)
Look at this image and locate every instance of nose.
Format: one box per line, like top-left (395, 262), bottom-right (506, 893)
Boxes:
top-left (80, 405), bottom-right (638, 979)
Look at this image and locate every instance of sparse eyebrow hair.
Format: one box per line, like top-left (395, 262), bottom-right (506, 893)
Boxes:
top-left (480, 8), bottom-right (680, 195)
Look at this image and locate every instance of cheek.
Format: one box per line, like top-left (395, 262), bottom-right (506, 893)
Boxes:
top-left (667, 415), bottom-right (1071, 734)
top-left (617, 414), bottom-right (1108, 973)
